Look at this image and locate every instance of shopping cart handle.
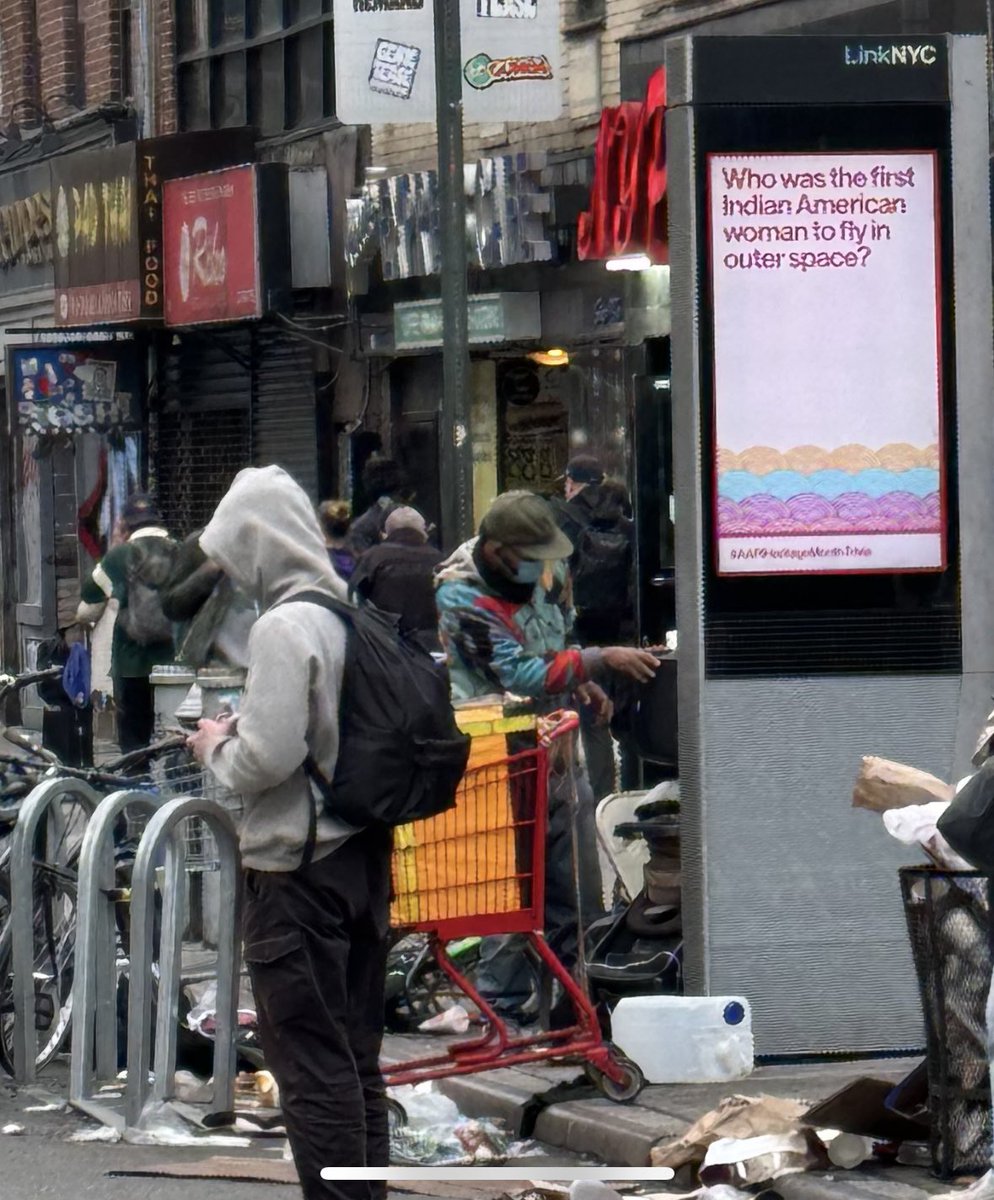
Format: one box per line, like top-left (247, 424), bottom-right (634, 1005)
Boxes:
top-left (539, 709), bottom-right (581, 744)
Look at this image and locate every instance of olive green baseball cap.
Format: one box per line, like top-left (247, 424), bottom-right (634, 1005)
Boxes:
top-left (479, 491), bottom-right (574, 561)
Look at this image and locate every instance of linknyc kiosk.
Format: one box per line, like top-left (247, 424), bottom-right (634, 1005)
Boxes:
top-left (667, 35), bottom-right (994, 1053)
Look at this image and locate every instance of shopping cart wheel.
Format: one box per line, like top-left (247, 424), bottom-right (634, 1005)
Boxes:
top-left (586, 1050), bottom-right (645, 1103)
top-left (387, 1097), bottom-right (408, 1129)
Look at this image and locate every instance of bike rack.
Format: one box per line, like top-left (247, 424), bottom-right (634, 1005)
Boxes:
top-left (125, 796), bottom-right (242, 1130)
top-left (69, 789), bottom-right (168, 1126)
top-left (10, 777), bottom-right (101, 1083)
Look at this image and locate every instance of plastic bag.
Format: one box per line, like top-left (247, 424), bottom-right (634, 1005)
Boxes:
top-left (882, 802), bottom-right (972, 871)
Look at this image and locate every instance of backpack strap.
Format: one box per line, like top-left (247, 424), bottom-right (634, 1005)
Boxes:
top-left (272, 588), bottom-right (353, 870)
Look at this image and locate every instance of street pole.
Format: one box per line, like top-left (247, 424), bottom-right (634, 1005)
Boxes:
top-left (434, 0), bottom-right (475, 549)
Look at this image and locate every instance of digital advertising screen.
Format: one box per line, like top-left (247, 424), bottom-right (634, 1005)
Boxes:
top-left (708, 150), bottom-right (943, 577)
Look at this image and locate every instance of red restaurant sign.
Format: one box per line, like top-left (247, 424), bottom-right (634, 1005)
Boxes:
top-left (162, 165), bottom-right (261, 326)
top-left (577, 66), bottom-right (667, 264)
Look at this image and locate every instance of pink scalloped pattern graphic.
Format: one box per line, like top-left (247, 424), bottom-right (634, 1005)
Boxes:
top-left (718, 491), bottom-right (941, 536)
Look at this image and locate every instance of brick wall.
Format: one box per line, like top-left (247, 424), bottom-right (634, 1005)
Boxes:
top-left (0, 0), bottom-right (178, 132)
top-left (37, 0), bottom-right (79, 118)
top-left (0, 0), bottom-right (40, 123)
top-left (79, 0), bottom-right (124, 107)
top-left (154, 0), bottom-right (178, 134)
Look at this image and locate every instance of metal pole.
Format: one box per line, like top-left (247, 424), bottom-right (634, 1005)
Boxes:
top-left (434, 0), bottom-right (474, 549)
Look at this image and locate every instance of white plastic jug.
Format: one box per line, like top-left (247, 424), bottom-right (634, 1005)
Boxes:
top-left (610, 995), bottom-right (754, 1083)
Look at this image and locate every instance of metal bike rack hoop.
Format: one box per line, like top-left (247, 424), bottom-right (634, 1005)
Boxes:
top-left (69, 789), bottom-right (169, 1127)
top-left (10, 777), bottom-right (101, 1083)
top-left (125, 796), bottom-right (242, 1131)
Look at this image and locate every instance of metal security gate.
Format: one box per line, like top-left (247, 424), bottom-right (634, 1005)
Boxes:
top-left (253, 323), bottom-right (318, 501)
top-left (153, 331), bottom-right (252, 538)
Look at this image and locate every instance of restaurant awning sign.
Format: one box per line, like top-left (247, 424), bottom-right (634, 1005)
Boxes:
top-left (52, 131), bottom-right (256, 326)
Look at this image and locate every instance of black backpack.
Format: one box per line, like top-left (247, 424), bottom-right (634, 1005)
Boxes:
top-left (286, 591), bottom-right (470, 842)
top-left (572, 518), bottom-right (633, 616)
top-left (117, 537), bottom-right (177, 646)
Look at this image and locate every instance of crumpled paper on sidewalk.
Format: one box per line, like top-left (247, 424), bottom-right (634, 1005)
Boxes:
top-left (699, 1127), bottom-right (827, 1187)
top-left (650, 1094), bottom-right (812, 1170)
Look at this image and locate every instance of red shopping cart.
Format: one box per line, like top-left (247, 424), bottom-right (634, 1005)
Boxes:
top-left (383, 710), bottom-right (644, 1103)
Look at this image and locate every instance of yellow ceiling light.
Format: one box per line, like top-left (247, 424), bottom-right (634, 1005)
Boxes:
top-left (527, 347), bottom-right (570, 367)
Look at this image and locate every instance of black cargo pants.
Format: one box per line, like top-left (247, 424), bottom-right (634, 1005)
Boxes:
top-left (243, 827), bottom-right (393, 1200)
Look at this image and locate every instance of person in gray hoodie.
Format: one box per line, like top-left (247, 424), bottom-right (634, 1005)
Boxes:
top-left (188, 466), bottom-right (390, 1200)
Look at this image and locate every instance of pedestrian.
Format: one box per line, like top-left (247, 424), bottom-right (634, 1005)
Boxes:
top-left (77, 493), bottom-right (176, 753)
top-left (552, 456), bottom-right (639, 801)
top-left (347, 456), bottom-right (410, 556)
top-left (186, 466), bottom-right (387, 1200)
top-left (349, 506), bottom-right (444, 652)
top-left (318, 499), bottom-right (357, 582)
top-left (435, 490), bottom-right (659, 1008)
top-left (159, 529), bottom-right (257, 670)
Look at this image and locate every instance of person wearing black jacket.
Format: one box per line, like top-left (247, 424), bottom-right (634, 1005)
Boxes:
top-left (349, 506), bottom-right (443, 651)
top-left (346, 457), bottom-right (411, 557)
top-left (552, 456), bottom-right (639, 799)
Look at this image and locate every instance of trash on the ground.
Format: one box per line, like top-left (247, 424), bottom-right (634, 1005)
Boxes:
top-left (389, 1081), bottom-right (461, 1128)
top-left (387, 1081), bottom-right (508, 1164)
top-left (234, 1070), bottom-right (279, 1109)
top-left (852, 755), bottom-right (954, 811)
top-left (804, 1075), bottom-right (930, 1143)
top-left (185, 979), bottom-right (257, 1037)
top-left (66, 1125), bottom-right (122, 1143)
top-left (650, 1094), bottom-right (811, 1169)
top-left (932, 1167), bottom-right (994, 1199)
top-left (819, 1129), bottom-right (874, 1168)
top-left (699, 1128), bottom-right (827, 1187)
top-left (611, 995), bottom-right (753, 1084)
top-left (505, 1138), bottom-right (551, 1159)
top-left (2, 1123), bottom-right (25, 1135)
top-left (418, 1002), bottom-right (472, 1034)
top-left (123, 1099), bottom-right (252, 1148)
top-left (567, 1183), bottom-right (624, 1200)
top-left (23, 1100), bottom-right (66, 1113)
top-left (880, 801), bottom-right (970, 870)
top-left (174, 1070), bottom-right (213, 1104)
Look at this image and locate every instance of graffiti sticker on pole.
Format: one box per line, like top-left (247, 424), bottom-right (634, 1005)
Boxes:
top-left (708, 151), bottom-right (944, 576)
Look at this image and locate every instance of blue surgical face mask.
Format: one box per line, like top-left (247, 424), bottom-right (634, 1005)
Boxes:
top-left (512, 559), bottom-right (544, 585)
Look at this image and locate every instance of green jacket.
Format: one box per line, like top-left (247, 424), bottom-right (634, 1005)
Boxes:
top-left (80, 529), bottom-right (175, 678)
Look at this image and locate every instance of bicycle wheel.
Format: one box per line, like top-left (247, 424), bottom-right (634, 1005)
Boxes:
top-left (0, 862), bottom-right (77, 1075)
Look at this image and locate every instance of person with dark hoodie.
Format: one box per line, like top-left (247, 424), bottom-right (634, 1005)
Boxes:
top-left (187, 466), bottom-right (387, 1200)
top-left (77, 494), bottom-right (176, 752)
top-left (349, 505), bottom-right (443, 652)
top-left (346, 456), bottom-right (409, 556)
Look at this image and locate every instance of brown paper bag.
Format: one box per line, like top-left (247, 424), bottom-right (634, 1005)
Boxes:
top-left (650, 1093), bottom-right (811, 1170)
top-left (852, 755), bottom-right (953, 812)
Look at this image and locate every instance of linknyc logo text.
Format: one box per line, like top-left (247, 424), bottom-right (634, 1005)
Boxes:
top-left (844, 43), bottom-right (938, 66)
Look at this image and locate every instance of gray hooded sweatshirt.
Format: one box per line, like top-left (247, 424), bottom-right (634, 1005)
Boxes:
top-left (199, 466), bottom-right (354, 872)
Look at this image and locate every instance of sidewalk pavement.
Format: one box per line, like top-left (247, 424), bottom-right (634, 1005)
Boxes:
top-left (383, 1034), bottom-right (966, 1197)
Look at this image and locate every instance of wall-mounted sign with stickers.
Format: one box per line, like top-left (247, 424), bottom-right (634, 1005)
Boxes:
top-left (11, 345), bottom-right (140, 437)
top-left (333, 0), bottom-right (560, 124)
